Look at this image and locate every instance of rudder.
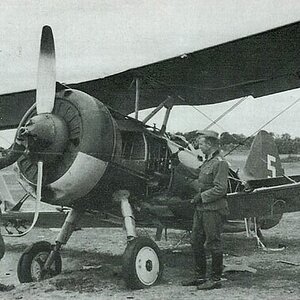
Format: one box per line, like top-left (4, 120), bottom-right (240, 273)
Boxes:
top-left (244, 130), bottom-right (284, 179)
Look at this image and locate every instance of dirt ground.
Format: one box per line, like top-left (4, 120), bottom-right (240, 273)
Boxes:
top-left (0, 211), bottom-right (299, 300)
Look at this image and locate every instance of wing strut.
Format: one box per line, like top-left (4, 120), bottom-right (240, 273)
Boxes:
top-left (134, 78), bottom-right (140, 119)
top-left (143, 96), bottom-right (170, 123)
top-left (160, 98), bottom-right (174, 135)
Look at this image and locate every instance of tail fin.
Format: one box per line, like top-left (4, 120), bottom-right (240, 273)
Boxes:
top-left (244, 130), bottom-right (284, 179)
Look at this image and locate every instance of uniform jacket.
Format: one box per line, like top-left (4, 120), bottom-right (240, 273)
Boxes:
top-left (195, 150), bottom-right (229, 213)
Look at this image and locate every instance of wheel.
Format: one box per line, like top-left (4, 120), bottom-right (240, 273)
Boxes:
top-left (122, 236), bottom-right (163, 289)
top-left (17, 241), bottom-right (62, 283)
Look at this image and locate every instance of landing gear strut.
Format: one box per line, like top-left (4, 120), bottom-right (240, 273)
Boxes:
top-left (117, 190), bottom-right (163, 289)
top-left (17, 208), bottom-right (82, 283)
top-left (18, 241), bottom-right (61, 282)
top-left (17, 193), bottom-right (164, 289)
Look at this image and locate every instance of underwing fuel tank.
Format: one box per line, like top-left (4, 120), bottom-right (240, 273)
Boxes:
top-left (17, 88), bottom-right (122, 208)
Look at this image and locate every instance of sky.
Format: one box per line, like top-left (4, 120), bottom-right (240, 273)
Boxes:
top-left (0, 0), bottom-right (300, 146)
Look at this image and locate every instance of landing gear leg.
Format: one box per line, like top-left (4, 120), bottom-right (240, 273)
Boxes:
top-left (44, 208), bottom-right (83, 268)
top-left (244, 217), bottom-right (266, 249)
top-left (18, 208), bottom-right (83, 282)
top-left (244, 217), bottom-right (286, 252)
top-left (116, 190), bottom-right (163, 289)
top-left (119, 190), bottom-right (137, 240)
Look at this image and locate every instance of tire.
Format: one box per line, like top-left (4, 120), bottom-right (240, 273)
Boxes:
top-left (122, 237), bottom-right (163, 289)
top-left (17, 241), bottom-right (62, 283)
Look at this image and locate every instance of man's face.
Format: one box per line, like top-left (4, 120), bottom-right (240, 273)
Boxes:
top-left (197, 137), bottom-right (211, 155)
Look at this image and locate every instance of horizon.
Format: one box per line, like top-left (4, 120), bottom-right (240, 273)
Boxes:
top-left (1, 119), bottom-right (300, 149)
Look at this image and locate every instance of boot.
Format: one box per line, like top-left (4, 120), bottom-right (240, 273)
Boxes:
top-left (195, 252), bottom-right (207, 279)
top-left (197, 253), bottom-right (223, 290)
top-left (182, 252), bottom-right (207, 286)
top-left (211, 252), bottom-right (223, 281)
top-left (197, 278), bottom-right (221, 290)
top-left (182, 276), bottom-right (206, 286)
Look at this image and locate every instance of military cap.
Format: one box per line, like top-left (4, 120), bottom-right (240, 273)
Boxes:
top-left (196, 130), bottom-right (219, 139)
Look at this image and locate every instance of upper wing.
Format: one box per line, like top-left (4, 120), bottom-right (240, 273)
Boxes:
top-left (1, 21), bottom-right (300, 130)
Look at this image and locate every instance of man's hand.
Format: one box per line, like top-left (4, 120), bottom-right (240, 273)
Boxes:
top-left (190, 193), bottom-right (202, 205)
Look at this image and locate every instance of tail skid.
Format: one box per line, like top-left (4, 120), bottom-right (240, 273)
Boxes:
top-left (244, 217), bottom-right (286, 252)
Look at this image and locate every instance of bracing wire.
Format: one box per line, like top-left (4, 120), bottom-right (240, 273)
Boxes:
top-left (177, 95), bottom-right (249, 145)
top-left (177, 95), bottom-right (227, 132)
top-left (224, 97), bottom-right (300, 157)
top-left (204, 96), bottom-right (248, 130)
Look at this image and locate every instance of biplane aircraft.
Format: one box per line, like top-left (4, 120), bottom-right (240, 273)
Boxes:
top-left (0, 19), bottom-right (300, 290)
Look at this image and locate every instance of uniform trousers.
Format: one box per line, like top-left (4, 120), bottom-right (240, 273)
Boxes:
top-left (191, 209), bottom-right (224, 277)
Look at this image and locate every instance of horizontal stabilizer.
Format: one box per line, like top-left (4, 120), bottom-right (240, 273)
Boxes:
top-left (227, 181), bottom-right (300, 219)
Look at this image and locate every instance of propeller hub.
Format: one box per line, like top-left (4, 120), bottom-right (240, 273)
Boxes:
top-left (22, 114), bottom-right (68, 162)
top-left (23, 114), bottom-right (55, 146)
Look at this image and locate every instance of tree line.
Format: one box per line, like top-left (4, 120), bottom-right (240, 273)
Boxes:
top-left (176, 131), bottom-right (300, 154)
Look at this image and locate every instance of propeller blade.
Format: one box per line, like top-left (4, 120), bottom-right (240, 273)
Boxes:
top-left (36, 25), bottom-right (56, 114)
top-left (36, 161), bottom-right (43, 202)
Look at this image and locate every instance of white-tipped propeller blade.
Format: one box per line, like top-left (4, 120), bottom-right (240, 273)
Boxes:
top-left (36, 25), bottom-right (56, 114)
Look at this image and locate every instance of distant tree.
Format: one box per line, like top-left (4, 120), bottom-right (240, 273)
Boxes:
top-left (174, 131), bottom-right (183, 136)
top-left (269, 131), bottom-right (275, 137)
top-left (275, 133), bottom-right (295, 154)
top-left (243, 135), bottom-right (255, 148)
top-left (175, 130), bottom-right (300, 154)
top-left (281, 133), bottom-right (291, 140)
top-left (294, 137), bottom-right (300, 153)
top-left (220, 132), bottom-right (235, 145)
top-left (231, 133), bottom-right (247, 144)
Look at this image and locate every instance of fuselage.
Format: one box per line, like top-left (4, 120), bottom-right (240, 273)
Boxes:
top-left (18, 88), bottom-right (173, 209)
top-left (16, 88), bottom-right (282, 232)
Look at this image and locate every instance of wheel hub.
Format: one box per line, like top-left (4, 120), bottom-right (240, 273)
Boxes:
top-left (135, 246), bottom-right (160, 286)
top-left (30, 251), bottom-right (49, 281)
top-left (145, 259), bottom-right (153, 272)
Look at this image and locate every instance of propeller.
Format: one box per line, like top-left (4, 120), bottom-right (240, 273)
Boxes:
top-left (35, 25), bottom-right (56, 190)
top-left (4, 26), bottom-right (57, 237)
top-left (35, 25), bottom-right (56, 198)
top-left (24, 25), bottom-right (56, 232)
top-left (36, 25), bottom-right (56, 115)
top-left (19, 25), bottom-right (68, 166)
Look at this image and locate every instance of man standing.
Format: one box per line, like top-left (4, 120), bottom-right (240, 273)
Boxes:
top-left (182, 130), bottom-right (229, 290)
top-left (0, 136), bottom-right (25, 292)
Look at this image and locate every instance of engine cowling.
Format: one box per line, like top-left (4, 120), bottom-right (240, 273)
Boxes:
top-left (18, 88), bottom-right (121, 207)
